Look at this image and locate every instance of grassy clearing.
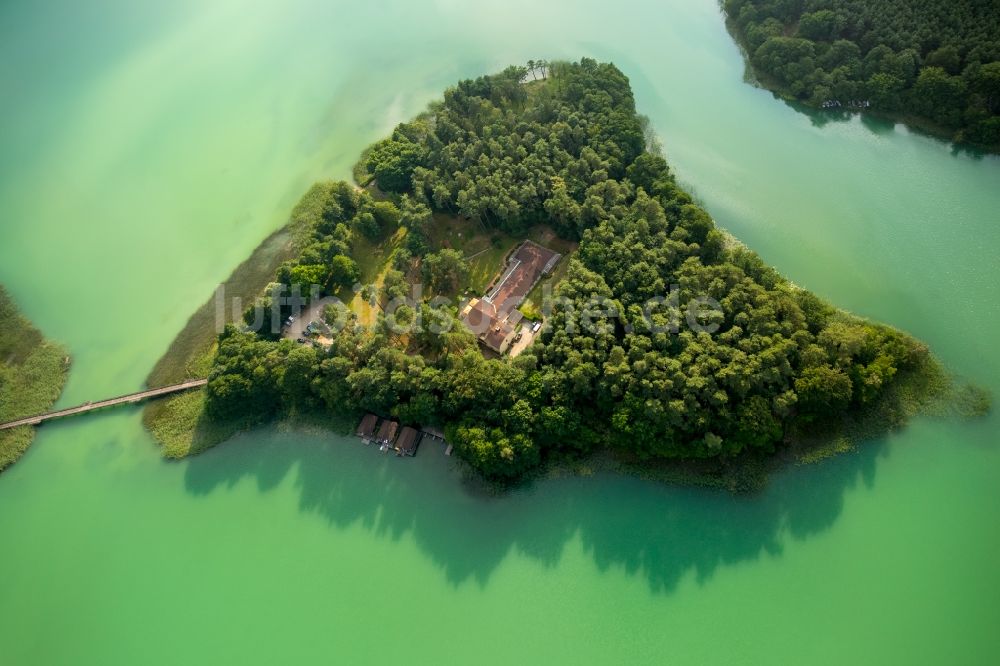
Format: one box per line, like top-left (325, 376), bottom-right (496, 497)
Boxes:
top-left (346, 225), bottom-right (407, 324)
top-left (0, 286), bottom-right (70, 472)
top-left (424, 213), bottom-right (519, 295)
top-left (423, 215), bottom-right (576, 299)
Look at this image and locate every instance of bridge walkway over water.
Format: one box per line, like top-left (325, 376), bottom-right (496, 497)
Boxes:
top-left (0, 379), bottom-right (208, 431)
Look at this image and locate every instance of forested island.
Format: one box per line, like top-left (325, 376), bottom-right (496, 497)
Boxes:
top-left (725, 0), bottom-right (1000, 150)
top-left (146, 59), bottom-right (974, 488)
top-left (0, 286), bottom-right (70, 472)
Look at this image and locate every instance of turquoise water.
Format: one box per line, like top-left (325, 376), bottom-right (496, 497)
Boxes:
top-left (1, 0), bottom-right (998, 663)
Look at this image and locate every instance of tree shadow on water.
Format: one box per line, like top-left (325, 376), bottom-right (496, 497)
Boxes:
top-left (859, 113), bottom-right (897, 137)
top-left (781, 97), bottom-right (896, 137)
top-left (779, 96), bottom-right (995, 159)
top-left (183, 428), bottom-right (887, 595)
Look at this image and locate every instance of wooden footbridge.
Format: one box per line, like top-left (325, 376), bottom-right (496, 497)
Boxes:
top-left (0, 379), bottom-right (208, 431)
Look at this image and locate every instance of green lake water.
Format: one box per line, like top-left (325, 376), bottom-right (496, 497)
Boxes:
top-left (1, 0), bottom-right (998, 663)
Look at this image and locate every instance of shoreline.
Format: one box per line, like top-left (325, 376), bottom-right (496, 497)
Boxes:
top-left (140, 202), bottom-right (981, 492)
top-left (142, 345), bottom-right (973, 496)
top-left (0, 286), bottom-right (71, 472)
top-left (140, 61), bottom-right (990, 490)
top-left (142, 182), bottom-right (337, 459)
top-left (722, 17), bottom-right (1000, 156)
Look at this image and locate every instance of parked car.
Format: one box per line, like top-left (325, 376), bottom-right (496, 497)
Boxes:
top-left (296, 337), bottom-right (307, 344)
top-left (531, 321), bottom-right (542, 333)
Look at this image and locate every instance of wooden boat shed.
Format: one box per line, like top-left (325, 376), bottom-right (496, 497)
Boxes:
top-left (356, 413), bottom-right (379, 442)
top-left (395, 426), bottom-right (421, 457)
top-left (376, 419), bottom-right (399, 446)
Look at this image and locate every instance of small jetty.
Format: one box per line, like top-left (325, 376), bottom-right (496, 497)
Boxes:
top-left (353, 413), bottom-right (449, 458)
top-left (420, 426), bottom-right (452, 455)
top-left (421, 426), bottom-right (446, 441)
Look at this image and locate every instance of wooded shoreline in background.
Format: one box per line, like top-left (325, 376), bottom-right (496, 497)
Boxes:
top-left (724, 0), bottom-right (1000, 152)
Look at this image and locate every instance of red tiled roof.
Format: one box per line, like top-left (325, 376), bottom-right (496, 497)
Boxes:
top-left (486, 241), bottom-right (560, 317)
top-left (482, 320), bottom-right (514, 352)
top-left (461, 298), bottom-right (497, 336)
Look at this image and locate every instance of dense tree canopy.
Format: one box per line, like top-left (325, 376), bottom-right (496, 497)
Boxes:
top-left (207, 59), bottom-right (933, 481)
top-left (422, 249), bottom-right (469, 295)
top-left (726, 0), bottom-right (1000, 148)
top-left (367, 60), bottom-right (646, 235)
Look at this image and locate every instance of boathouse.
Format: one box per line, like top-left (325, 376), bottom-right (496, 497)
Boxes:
top-left (376, 419), bottom-right (399, 446)
top-left (395, 426), bottom-right (421, 457)
top-left (356, 413), bottom-right (379, 442)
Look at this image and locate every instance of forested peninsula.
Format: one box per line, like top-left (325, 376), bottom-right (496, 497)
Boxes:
top-left (0, 286), bottom-right (70, 472)
top-left (725, 0), bottom-right (1000, 151)
top-left (146, 59), bottom-right (969, 488)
